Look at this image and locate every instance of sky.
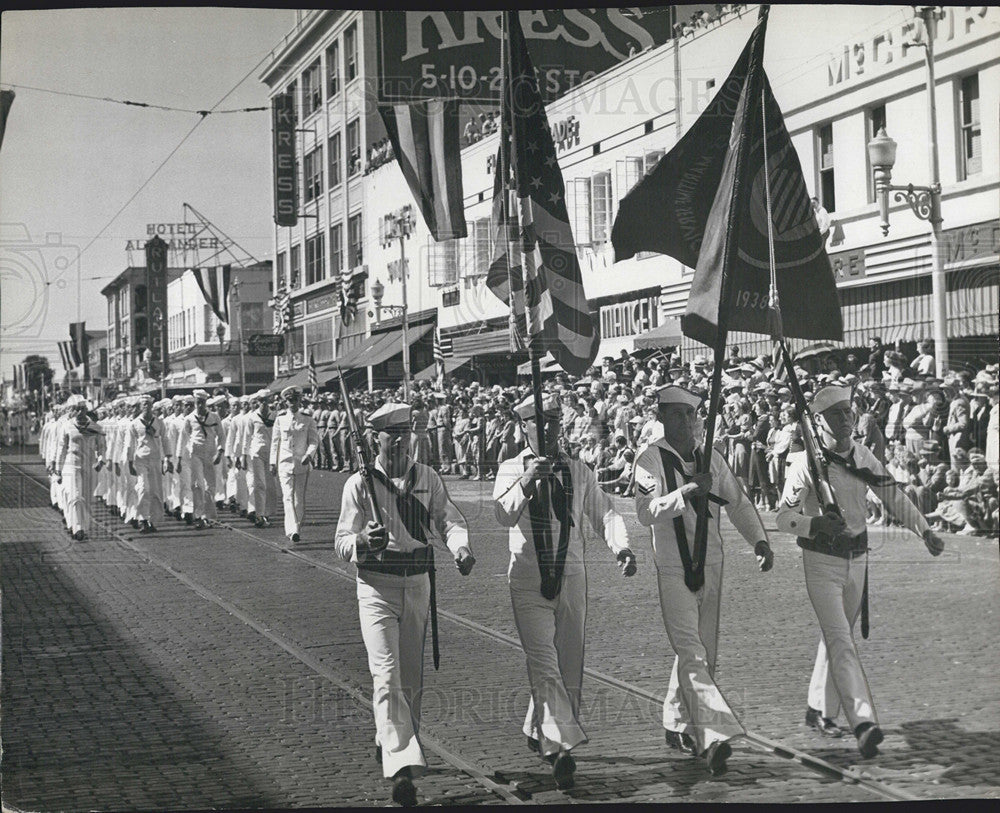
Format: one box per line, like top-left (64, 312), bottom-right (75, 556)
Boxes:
top-left (0, 7), bottom-right (296, 381)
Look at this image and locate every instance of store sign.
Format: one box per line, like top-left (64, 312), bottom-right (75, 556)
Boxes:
top-left (827, 7), bottom-right (996, 87)
top-left (247, 333), bottom-right (286, 356)
top-left (124, 223), bottom-right (220, 253)
top-left (378, 9), bottom-right (672, 103)
top-left (599, 295), bottom-right (658, 339)
top-left (144, 235), bottom-right (169, 376)
top-left (272, 92), bottom-right (298, 227)
top-left (551, 116), bottom-right (580, 152)
top-left (942, 221), bottom-right (1000, 266)
top-left (829, 247), bottom-right (866, 281)
top-left (306, 291), bottom-right (338, 315)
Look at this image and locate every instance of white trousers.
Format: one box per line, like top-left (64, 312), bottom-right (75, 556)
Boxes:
top-left (237, 464), bottom-right (249, 506)
top-left (215, 458), bottom-right (228, 503)
top-left (247, 457), bottom-right (278, 518)
top-left (189, 453), bottom-right (217, 520)
top-left (357, 570), bottom-right (430, 780)
top-left (657, 562), bottom-right (745, 754)
top-left (509, 571), bottom-right (588, 756)
top-left (802, 548), bottom-right (876, 731)
top-left (119, 470), bottom-right (138, 522)
top-left (277, 466), bottom-right (308, 537)
top-left (134, 459), bottom-right (164, 523)
top-left (61, 464), bottom-right (94, 534)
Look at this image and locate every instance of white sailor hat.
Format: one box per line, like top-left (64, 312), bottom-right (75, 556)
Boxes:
top-left (253, 389), bottom-right (273, 400)
top-left (155, 398), bottom-right (171, 409)
top-left (65, 394), bottom-right (85, 407)
top-left (171, 395), bottom-right (184, 403)
top-left (513, 393), bottom-right (560, 420)
top-left (655, 385), bottom-right (703, 408)
top-left (812, 384), bottom-right (851, 414)
top-left (182, 394), bottom-right (196, 404)
top-left (193, 389), bottom-right (210, 400)
top-left (137, 393), bottom-right (153, 403)
top-left (281, 385), bottom-right (302, 399)
top-left (206, 395), bottom-right (226, 407)
top-left (367, 402), bottom-right (411, 431)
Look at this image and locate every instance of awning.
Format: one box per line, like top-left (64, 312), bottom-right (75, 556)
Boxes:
top-left (268, 368), bottom-right (311, 391)
top-left (516, 354), bottom-right (563, 376)
top-left (634, 317), bottom-right (684, 350)
top-left (413, 356), bottom-right (473, 381)
top-left (328, 322), bottom-right (434, 371)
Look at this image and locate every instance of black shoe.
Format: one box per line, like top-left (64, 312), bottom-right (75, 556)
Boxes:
top-left (665, 729), bottom-right (697, 755)
top-left (247, 511), bottom-right (256, 523)
top-left (239, 509), bottom-right (247, 518)
top-left (184, 512), bottom-right (193, 525)
top-left (552, 751), bottom-right (576, 789)
top-left (173, 507), bottom-right (181, 520)
top-left (254, 516), bottom-right (264, 528)
top-left (291, 533), bottom-right (300, 543)
top-left (527, 736), bottom-right (540, 754)
top-left (73, 530), bottom-right (85, 541)
top-left (194, 518), bottom-right (207, 530)
top-left (806, 707), bottom-right (844, 738)
top-left (139, 521), bottom-right (153, 534)
top-left (391, 771), bottom-right (417, 807)
top-left (702, 740), bottom-right (732, 776)
top-left (855, 723), bottom-right (883, 759)
top-left (147, 524), bottom-right (158, 533)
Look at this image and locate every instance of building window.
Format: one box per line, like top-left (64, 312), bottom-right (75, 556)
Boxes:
top-left (644, 149), bottom-right (664, 173)
top-left (302, 59), bottom-right (322, 118)
top-left (326, 40), bottom-right (340, 97)
top-left (330, 223), bottom-right (344, 277)
top-left (276, 251), bottom-right (287, 289)
top-left (959, 73), bottom-right (981, 178)
top-left (305, 231), bottom-right (326, 286)
top-left (570, 177), bottom-right (592, 244)
top-left (459, 217), bottom-right (491, 279)
top-left (306, 317), bottom-right (334, 363)
top-left (287, 325), bottom-right (305, 368)
top-left (286, 80), bottom-right (298, 126)
top-left (328, 131), bottom-right (342, 188)
top-left (591, 171), bottom-right (612, 244)
top-left (303, 145), bottom-right (323, 203)
top-left (427, 239), bottom-right (459, 286)
top-left (241, 302), bottom-right (264, 333)
top-left (817, 122), bottom-right (836, 213)
top-left (290, 244), bottom-right (302, 289)
top-left (348, 213), bottom-right (363, 268)
top-left (345, 23), bottom-right (358, 82)
top-left (347, 118), bottom-right (361, 177)
top-left (866, 104), bottom-right (886, 203)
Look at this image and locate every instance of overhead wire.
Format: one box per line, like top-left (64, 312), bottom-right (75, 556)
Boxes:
top-left (0, 82), bottom-right (266, 115)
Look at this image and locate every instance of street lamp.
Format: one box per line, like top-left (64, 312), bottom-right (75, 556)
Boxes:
top-left (377, 206), bottom-right (416, 398)
top-left (865, 5), bottom-right (948, 377)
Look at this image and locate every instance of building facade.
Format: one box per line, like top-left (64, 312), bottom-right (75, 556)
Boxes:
top-left (261, 6), bottom-right (999, 386)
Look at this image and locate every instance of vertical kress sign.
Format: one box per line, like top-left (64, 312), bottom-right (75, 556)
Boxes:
top-left (272, 91), bottom-right (298, 227)
top-left (145, 234), bottom-right (169, 377)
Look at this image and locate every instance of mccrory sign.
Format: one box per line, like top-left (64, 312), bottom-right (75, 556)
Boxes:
top-left (377, 9), bottom-right (672, 103)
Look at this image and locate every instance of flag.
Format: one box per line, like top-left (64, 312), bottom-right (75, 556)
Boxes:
top-left (485, 12), bottom-right (599, 377)
top-left (379, 99), bottom-right (467, 241)
top-left (192, 265), bottom-right (232, 324)
top-left (273, 283), bottom-right (291, 334)
top-left (0, 90), bottom-right (14, 150)
top-left (58, 340), bottom-right (81, 371)
top-left (13, 363), bottom-right (24, 391)
top-left (69, 322), bottom-right (89, 379)
top-left (308, 351), bottom-right (318, 397)
top-left (611, 6), bottom-right (842, 347)
top-left (433, 327), bottom-right (446, 386)
top-left (339, 264), bottom-right (368, 327)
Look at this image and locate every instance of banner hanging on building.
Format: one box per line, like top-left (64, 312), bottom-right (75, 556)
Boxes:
top-left (145, 235), bottom-right (169, 377)
top-left (376, 9), bottom-right (673, 103)
top-left (272, 91), bottom-right (298, 227)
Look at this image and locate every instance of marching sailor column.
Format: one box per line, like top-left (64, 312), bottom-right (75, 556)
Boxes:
top-left (633, 386), bottom-right (774, 776)
top-left (776, 384), bottom-right (945, 758)
top-left (269, 386), bottom-right (319, 543)
top-left (493, 393), bottom-right (637, 789)
top-left (183, 389), bottom-right (223, 530)
top-left (335, 402), bottom-right (475, 806)
top-left (127, 394), bottom-right (168, 533)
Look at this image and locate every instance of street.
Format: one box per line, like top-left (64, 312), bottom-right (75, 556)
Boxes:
top-left (2, 446), bottom-right (997, 808)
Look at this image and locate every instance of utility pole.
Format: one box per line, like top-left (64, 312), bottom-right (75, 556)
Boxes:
top-left (379, 206), bottom-right (416, 398)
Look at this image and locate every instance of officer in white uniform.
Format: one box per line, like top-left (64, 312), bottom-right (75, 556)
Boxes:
top-left (493, 393), bottom-right (636, 790)
top-left (182, 389), bottom-right (222, 529)
top-left (335, 402), bottom-right (475, 807)
top-left (269, 386), bottom-right (320, 542)
top-left (633, 385), bottom-right (773, 776)
top-left (127, 394), bottom-right (169, 533)
top-left (776, 384), bottom-right (945, 758)
top-left (242, 389), bottom-right (278, 527)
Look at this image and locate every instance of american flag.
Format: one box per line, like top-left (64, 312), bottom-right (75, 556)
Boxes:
top-left (191, 265), bottom-right (232, 324)
top-left (58, 340), bottom-right (82, 371)
top-left (485, 12), bottom-right (599, 377)
top-left (308, 351), bottom-right (318, 398)
top-left (433, 326), bottom-right (446, 385)
top-left (273, 283), bottom-right (291, 334)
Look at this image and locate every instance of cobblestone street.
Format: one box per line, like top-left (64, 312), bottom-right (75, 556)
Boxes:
top-left (3, 449), bottom-right (998, 808)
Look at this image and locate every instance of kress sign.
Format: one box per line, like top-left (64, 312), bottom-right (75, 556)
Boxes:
top-left (378, 9), bottom-right (672, 103)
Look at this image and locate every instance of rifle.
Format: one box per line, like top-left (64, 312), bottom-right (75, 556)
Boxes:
top-left (335, 368), bottom-right (384, 530)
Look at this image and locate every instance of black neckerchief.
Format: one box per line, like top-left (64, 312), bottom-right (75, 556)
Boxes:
top-left (523, 452), bottom-right (574, 600)
top-left (657, 445), bottom-right (728, 592)
top-left (821, 443), bottom-right (897, 490)
top-left (195, 412), bottom-right (214, 429)
top-left (76, 418), bottom-right (101, 436)
top-left (258, 409), bottom-right (274, 428)
top-left (142, 417), bottom-right (157, 437)
top-left (369, 463), bottom-right (431, 544)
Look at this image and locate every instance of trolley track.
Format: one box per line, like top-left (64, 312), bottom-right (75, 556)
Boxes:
top-left (9, 459), bottom-right (923, 803)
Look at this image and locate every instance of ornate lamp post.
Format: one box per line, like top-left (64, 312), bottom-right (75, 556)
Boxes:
top-left (866, 6), bottom-right (948, 376)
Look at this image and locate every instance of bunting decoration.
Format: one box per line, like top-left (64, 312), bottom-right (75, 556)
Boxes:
top-left (191, 265), bottom-right (232, 324)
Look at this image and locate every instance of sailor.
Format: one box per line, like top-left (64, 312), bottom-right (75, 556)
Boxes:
top-left (182, 389), bottom-right (223, 530)
top-left (335, 401), bottom-right (475, 806)
top-left (633, 385), bottom-right (773, 776)
top-left (127, 394), bottom-right (169, 533)
top-left (242, 389), bottom-right (279, 527)
top-left (175, 395), bottom-right (197, 523)
top-left (493, 392), bottom-right (637, 790)
top-left (212, 395), bottom-right (233, 511)
top-left (54, 396), bottom-right (104, 540)
top-left (269, 386), bottom-right (320, 542)
top-left (776, 384), bottom-right (945, 758)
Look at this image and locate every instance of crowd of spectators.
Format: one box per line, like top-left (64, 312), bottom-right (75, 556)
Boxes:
top-left (462, 111), bottom-right (500, 147)
top-left (673, 4), bottom-right (747, 38)
top-left (364, 138), bottom-right (395, 174)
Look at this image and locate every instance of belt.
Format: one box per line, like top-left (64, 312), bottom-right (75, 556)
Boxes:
top-left (797, 530), bottom-right (868, 559)
top-left (357, 546), bottom-right (431, 577)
